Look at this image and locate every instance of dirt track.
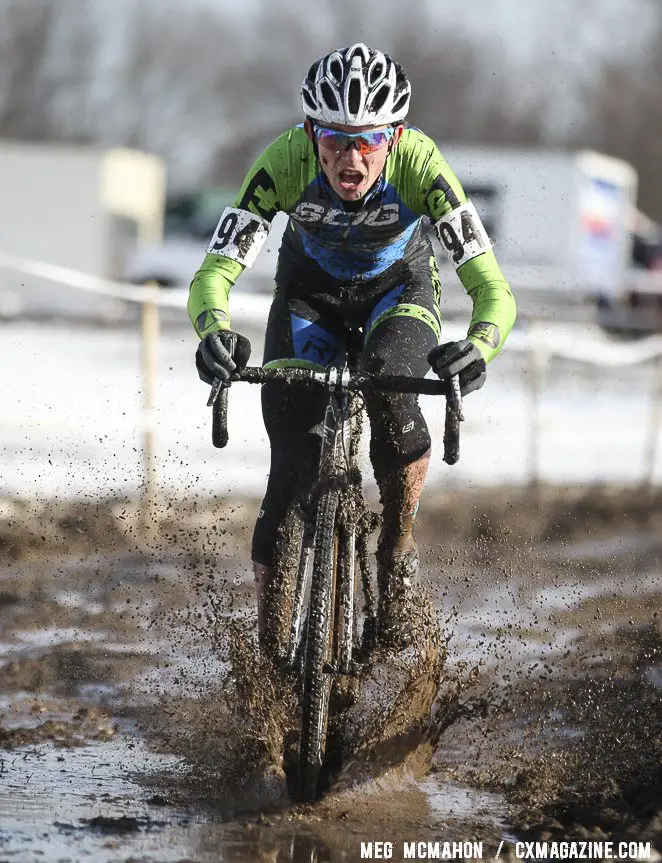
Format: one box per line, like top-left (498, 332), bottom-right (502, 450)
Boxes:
top-left (0, 486), bottom-right (661, 861)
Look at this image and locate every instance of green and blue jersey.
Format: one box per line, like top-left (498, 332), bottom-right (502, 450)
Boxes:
top-left (188, 125), bottom-right (516, 362)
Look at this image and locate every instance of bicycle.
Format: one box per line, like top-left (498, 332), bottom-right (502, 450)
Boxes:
top-left (207, 329), bottom-right (463, 802)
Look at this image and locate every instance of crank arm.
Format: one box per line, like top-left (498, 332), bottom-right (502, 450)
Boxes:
top-left (322, 661), bottom-right (364, 678)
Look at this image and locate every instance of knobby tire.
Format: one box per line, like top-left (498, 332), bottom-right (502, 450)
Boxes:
top-left (298, 488), bottom-right (340, 803)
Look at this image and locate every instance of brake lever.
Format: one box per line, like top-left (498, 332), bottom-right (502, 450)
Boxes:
top-left (207, 376), bottom-right (224, 407)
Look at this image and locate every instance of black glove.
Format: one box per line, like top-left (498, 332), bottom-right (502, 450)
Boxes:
top-left (428, 339), bottom-right (486, 396)
top-left (195, 330), bottom-right (251, 385)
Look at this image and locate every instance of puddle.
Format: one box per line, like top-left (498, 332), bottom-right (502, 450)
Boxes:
top-left (422, 776), bottom-right (507, 829)
top-left (1, 493), bottom-right (661, 859)
top-left (0, 738), bottom-right (206, 862)
top-left (543, 532), bottom-right (662, 562)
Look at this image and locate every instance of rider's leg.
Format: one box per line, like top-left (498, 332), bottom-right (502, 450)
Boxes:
top-left (251, 288), bottom-right (343, 657)
top-left (252, 561), bottom-right (272, 644)
top-left (362, 255), bottom-right (441, 646)
top-left (364, 384), bottom-right (433, 647)
top-left (251, 392), bottom-right (325, 657)
top-left (375, 445), bottom-right (430, 559)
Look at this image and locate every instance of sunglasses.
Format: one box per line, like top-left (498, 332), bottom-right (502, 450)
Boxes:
top-left (313, 124), bottom-right (396, 155)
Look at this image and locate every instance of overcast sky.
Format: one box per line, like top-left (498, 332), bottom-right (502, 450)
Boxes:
top-left (195, 0), bottom-right (659, 65)
top-left (2, 0), bottom-right (659, 194)
top-left (191, 0), bottom-right (659, 139)
top-left (428, 0), bottom-right (658, 63)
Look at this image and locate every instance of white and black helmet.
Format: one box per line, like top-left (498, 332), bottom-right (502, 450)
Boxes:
top-left (302, 43), bottom-right (411, 127)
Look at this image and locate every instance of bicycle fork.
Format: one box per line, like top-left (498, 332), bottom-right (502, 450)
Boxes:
top-left (337, 524), bottom-right (356, 673)
top-left (286, 366), bottom-right (357, 675)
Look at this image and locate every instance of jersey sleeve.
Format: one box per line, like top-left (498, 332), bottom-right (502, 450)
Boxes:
top-left (458, 253), bottom-right (517, 363)
top-left (187, 128), bottom-right (309, 338)
top-left (397, 129), bottom-right (517, 363)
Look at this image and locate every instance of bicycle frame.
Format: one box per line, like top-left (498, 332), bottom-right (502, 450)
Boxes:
top-left (207, 348), bottom-right (462, 801)
top-left (210, 356), bottom-right (462, 659)
top-left (285, 363), bottom-right (361, 674)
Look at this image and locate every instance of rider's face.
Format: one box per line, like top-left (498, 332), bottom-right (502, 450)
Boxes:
top-left (306, 120), bottom-right (404, 202)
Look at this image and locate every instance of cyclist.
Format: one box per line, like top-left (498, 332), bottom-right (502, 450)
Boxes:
top-left (189, 43), bottom-right (516, 654)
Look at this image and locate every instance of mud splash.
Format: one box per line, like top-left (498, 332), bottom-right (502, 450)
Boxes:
top-left (146, 620), bottom-right (297, 815)
top-left (1, 487), bottom-right (662, 860)
top-left (146, 593), bottom-right (450, 815)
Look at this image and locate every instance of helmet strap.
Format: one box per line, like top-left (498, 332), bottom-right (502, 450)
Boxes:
top-left (304, 117), bottom-right (320, 161)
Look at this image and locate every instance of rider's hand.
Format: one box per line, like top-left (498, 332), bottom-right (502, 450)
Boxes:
top-left (195, 330), bottom-right (252, 385)
top-left (428, 339), bottom-right (486, 396)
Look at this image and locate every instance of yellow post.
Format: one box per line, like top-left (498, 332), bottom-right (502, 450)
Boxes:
top-left (528, 333), bottom-right (549, 491)
top-left (99, 148), bottom-right (166, 539)
top-left (644, 354), bottom-right (662, 491)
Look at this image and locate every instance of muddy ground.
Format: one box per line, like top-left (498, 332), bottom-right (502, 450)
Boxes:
top-left (0, 485), bottom-right (661, 862)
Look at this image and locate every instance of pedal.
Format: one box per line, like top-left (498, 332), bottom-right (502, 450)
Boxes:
top-left (341, 661), bottom-right (364, 678)
top-left (282, 658), bottom-right (299, 676)
top-left (323, 660), bottom-right (363, 678)
top-left (361, 616), bottom-right (377, 654)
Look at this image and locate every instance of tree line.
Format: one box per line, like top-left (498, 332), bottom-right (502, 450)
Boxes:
top-left (0, 0), bottom-right (660, 217)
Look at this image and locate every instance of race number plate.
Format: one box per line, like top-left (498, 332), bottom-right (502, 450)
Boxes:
top-left (206, 207), bottom-right (270, 267)
top-left (435, 200), bottom-right (492, 268)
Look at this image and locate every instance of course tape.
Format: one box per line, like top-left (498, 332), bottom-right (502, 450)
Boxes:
top-left (0, 250), bottom-right (180, 306)
top-left (0, 250), bottom-right (269, 320)
top-left (2, 250), bottom-right (662, 366)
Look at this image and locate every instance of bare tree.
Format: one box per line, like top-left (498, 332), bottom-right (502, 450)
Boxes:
top-left (0, 1), bottom-right (57, 138)
top-left (574, 4), bottom-right (662, 218)
top-left (1, 0), bottom-right (660, 219)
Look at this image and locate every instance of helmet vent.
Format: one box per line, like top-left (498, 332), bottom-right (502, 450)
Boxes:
top-left (370, 83), bottom-right (389, 113)
top-left (329, 58), bottom-right (343, 84)
top-left (393, 91), bottom-right (409, 112)
top-left (347, 78), bottom-right (361, 115)
top-left (320, 81), bottom-right (339, 111)
top-left (302, 89), bottom-right (317, 111)
top-left (306, 61), bottom-right (320, 82)
top-left (369, 61), bottom-right (384, 85)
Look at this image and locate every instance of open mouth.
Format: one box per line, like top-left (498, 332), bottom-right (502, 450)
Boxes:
top-left (339, 170), bottom-right (364, 191)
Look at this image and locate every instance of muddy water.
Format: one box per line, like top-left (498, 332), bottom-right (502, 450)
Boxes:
top-left (0, 489), bottom-right (661, 861)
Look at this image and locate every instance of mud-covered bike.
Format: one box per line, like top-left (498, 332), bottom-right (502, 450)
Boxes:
top-left (208, 330), bottom-right (462, 802)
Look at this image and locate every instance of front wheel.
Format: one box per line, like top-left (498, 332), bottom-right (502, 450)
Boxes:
top-left (298, 488), bottom-right (340, 803)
